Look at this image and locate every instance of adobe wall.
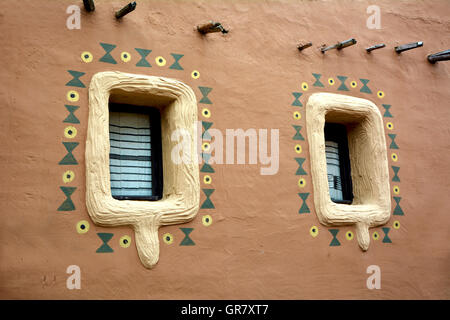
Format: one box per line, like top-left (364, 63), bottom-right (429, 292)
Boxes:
top-left (0, 0), bottom-right (449, 299)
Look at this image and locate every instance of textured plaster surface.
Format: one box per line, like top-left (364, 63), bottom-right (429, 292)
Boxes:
top-left (86, 71), bottom-right (199, 268)
top-left (306, 93), bottom-right (391, 251)
top-left (0, 0), bottom-right (449, 299)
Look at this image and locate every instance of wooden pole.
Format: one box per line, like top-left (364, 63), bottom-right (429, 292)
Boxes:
top-left (395, 41), bottom-right (423, 53)
top-left (83, 0), bottom-right (95, 12)
top-left (115, 2), bottom-right (137, 19)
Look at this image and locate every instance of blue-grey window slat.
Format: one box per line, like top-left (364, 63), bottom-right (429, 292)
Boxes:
top-left (110, 111), bottom-right (152, 198)
top-left (109, 154), bottom-right (151, 161)
top-left (110, 171), bottom-right (151, 177)
top-left (111, 188), bottom-right (153, 197)
top-left (110, 146), bottom-right (151, 157)
top-left (110, 145), bottom-right (151, 151)
top-left (109, 124), bottom-right (151, 130)
top-left (111, 180), bottom-right (152, 189)
top-left (326, 159), bottom-right (340, 165)
top-left (109, 164), bottom-right (152, 174)
top-left (110, 173), bottom-right (152, 181)
top-left (110, 145), bottom-right (151, 155)
top-left (111, 187), bottom-right (152, 190)
top-left (325, 141), bottom-right (343, 202)
top-left (110, 137), bottom-right (152, 144)
top-left (109, 132), bottom-right (151, 142)
top-left (110, 158), bottom-right (152, 169)
top-left (110, 140), bottom-right (151, 149)
top-left (109, 130), bottom-right (150, 137)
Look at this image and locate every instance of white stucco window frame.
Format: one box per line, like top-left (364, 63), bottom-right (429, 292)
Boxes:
top-left (85, 71), bottom-right (200, 268)
top-left (306, 93), bottom-right (391, 251)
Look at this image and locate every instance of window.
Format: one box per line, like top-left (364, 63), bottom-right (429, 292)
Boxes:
top-left (86, 71), bottom-right (200, 269)
top-left (109, 103), bottom-right (163, 200)
top-left (324, 123), bottom-right (353, 204)
top-left (306, 93), bottom-right (391, 251)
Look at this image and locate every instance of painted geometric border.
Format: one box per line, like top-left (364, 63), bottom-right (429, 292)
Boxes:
top-left (290, 73), bottom-right (403, 248)
top-left (58, 42), bottom-right (217, 268)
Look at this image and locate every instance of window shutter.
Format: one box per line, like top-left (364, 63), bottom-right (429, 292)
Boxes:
top-left (325, 141), bottom-right (344, 202)
top-left (109, 111), bottom-right (153, 198)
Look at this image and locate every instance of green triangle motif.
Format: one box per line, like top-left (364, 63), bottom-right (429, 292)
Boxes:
top-left (392, 166), bottom-right (400, 182)
top-left (382, 227), bottom-right (392, 243)
top-left (99, 43), bottom-right (117, 64)
top-left (298, 193), bottom-right (310, 214)
top-left (360, 79), bottom-right (372, 94)
top-left (57, 186), bottom-right (76, 211)
top-left (199, 87), bottom-right (212, 104)
top-left (202, 121), bottom-right (213, 140)
top-left (292, 92), bottom-right (303, 107)
top-left (200, 153), bottom-right (215, 173)
top-left (292, 125), bottom-right (305, 141)
top-left (169, 53), bottom-right (184, 70)
top-left (295, 158), bottom-right (307, 175)
top-left (337, 76), bottom-right (349, 91)
top-left (388, 134), bottom-right (399, 149)
top-left (65, 70), bottom-right (86, 88)
top-left (312, 73), bottom-right (324, 87)
top-left (393, 196), bottom-right (404, 215)
top-left (59, 142), bottom-right (79, 165)
top-left (201, 189), bottom-right (215, 209)
top-left (329, 229), bottom-right (341, 246)
top-left (63, 105), bottom-right (80, 124)
top-left (96, 233), bottom-right (114, 253)
top-left (135, 48), bottom-right (152, 67)
top-left (382, 104), bottom-right (393, 118)
top-left (200, 163), bottom-right (215, 173)
top-left (180, 228), bottom-right (195, 246)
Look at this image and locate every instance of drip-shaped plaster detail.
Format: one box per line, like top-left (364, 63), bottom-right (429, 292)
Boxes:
top-left (85, 71), bottom-right (199, 268)
top-left (306, 93), bottom-right (391, 251)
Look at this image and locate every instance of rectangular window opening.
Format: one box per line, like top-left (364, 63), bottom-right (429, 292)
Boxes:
top-left (109, 103), bottom-right (163, 201)
top-left (324, 122), bottom-right (353, 204)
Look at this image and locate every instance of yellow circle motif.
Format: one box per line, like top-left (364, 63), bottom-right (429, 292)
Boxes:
top-left (346, 231), bottom-right (354, 241)
top-left (203, 175), bottom-right (212, 184)
top-left (393, 185), bottom-right (400, 195)
top-left (295, 144), bottom-right (302, 154)
top-left (393, 220), bottom-right (400, 230)
top-left (163, 233), bottom-right (174, 245)
top-left (191, 70), bottom-right (200, 79)
top-left (293, 111), bottom-right (301, 120)
top-left (301, 82), bottom-right (309, 91)
top-left (391, 153), bottom-right (398, 162)
top-left (328, 78), bottom-right (335, 86)
top-left (350, 80), bottom-right (357, 88)
top-left (62, 170), bottom-right (75, 183)
top-left (298, 178), bottom-right (306, 188)
top-left (120, 235), bottom-right (131, 248)
top-left (67, 90), bottom-right (79, 102)
top-left (155, 56), bottom-right (166, 67)
top-left (202, 215), bottom-right (213, 227)
top-left (202, 142), bottom-right (211, 152)
top-left (310, 226), bottom-right (319, 238)
top-left (202, 108), bottom-right (211, 118)
top-left (377, 90), bottom-right (385, 99)
top-left (81, 51), bottom-right (93, 63)
top-left (386, 122), bottom-right (394, 130)
top-left (372, 231), bottom-right (379, 240)
top-left (76, 220), bottom-right (90, 234)
top-left (121, 52), bottom-right (131, 62)
top-left (64, 126), bottom-right (77, 139)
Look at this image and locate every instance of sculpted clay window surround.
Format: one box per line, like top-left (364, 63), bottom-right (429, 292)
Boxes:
top-left (86, 71), bottom-right (200, 269)
top-left (306, 93), bottom-right (391, 251)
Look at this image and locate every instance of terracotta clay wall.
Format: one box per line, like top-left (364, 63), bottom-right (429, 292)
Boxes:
top-left (0, 0), bottom-right (449, 299)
